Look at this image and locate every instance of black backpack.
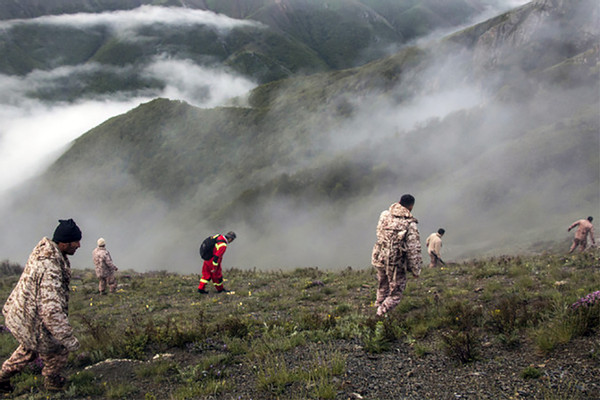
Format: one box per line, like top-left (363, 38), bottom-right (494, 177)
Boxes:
top-left (199, 235), bottom-right (224, 260)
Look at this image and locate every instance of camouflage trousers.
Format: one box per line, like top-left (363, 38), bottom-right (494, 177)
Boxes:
top-left (375, 266), bottom-right (408, 316)
top-left (98, 274), bottom-right (117, 293)
top-left (569, 238), bottom-right (589, 253)
top-left (0, 344), bottom-right (69, 381)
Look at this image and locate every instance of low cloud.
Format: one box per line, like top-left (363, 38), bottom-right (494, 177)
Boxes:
top-left (142, 57), bottom-right (256, 108)
top-left (0, 58), bottom-right (256, 199)
top-left (0, 96), bottom-right (148, 196)
top-left (0, 5), bottom-right (262, 36)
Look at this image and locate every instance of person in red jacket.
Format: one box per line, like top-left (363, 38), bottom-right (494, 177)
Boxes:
top-left (198, 231), bottom-right (236, 294)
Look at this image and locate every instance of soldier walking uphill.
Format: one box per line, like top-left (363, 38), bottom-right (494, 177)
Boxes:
top-left (371, 195), bottom-right (422, 316)
top-left (568, 216), bottom-right (596, 253)
top-left (0, 219), bottom-right (82, 393)
top-left (92, 238), bottom-right (119, 294)
top-left (198, 231), bottom-right (236, 294)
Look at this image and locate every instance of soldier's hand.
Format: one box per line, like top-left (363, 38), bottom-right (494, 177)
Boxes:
top-left (64, 336), bottom-right (80, 352)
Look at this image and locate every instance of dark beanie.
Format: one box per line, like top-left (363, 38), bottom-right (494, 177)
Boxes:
top-left (52, 219), bottom-right (82, 243)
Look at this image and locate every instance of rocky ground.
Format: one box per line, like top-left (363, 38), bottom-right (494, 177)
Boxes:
top-left (80, 333), bottom-right (599, 400)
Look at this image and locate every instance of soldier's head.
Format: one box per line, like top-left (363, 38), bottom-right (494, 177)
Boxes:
top-left (225, 231), bottom-right (237, 243)
top-left (52, 219), bottom-right (82, 256)
top-left (399, 194), bottom-right (415, 211)
top-left (438, 228), bottom-right (445, 236)
top-left (97, 238), bottom-right (106, 247)
top-left (588, 216), bottom-right (593, 222)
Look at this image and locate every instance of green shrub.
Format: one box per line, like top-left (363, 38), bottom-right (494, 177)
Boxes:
top-left (413, 342), bottom-right (433, 357)
top-left (217, 316), bottom-right (250, 338)
top-left (297, 311), bottom-right (336, 331)
top-left (255, 356), bottom-right (298, 395)
top-left (11, 371), bottom-right (43, 395)
top-left (440, 329), bottom-right (480, 363)
top-left (487, 294), bottom-right (530, 337)
top-left (334, 303), bottom-right (352, 315)
top-left (0, 260), bottom-right (22, 277)
top-left (363, 321), bottom-right (391, 354)
top-left (521, 365), bottom-right (542, 379)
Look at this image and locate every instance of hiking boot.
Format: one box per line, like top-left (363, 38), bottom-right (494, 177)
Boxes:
top-left (218, 288), bottom-right (230, 293)
top-left (197, 288), bottom-right (208, 294)
top-left (0, 379), bottom-right (13, 394)
top-left (44, 375), bottom-right (66, 392)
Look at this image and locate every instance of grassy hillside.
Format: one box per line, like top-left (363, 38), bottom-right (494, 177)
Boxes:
top-left (0, 250), bottom-right (598, 399)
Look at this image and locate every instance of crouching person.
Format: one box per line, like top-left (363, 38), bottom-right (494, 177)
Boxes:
top-left (0, 219), bottom-right (82, 393)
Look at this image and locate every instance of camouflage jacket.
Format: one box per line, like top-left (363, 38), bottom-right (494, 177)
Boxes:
top-left (92, 247), bottom-right (117, 278)
top-left (371, 203), bottom-right (422, 277)
top-left (569, 219), bottom-right (595, 243)
top-left (2, 237), bottom-right (79, 353)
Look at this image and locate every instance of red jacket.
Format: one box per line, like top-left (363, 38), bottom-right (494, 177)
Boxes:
top-left (210, 234), bottom-right (229, 268)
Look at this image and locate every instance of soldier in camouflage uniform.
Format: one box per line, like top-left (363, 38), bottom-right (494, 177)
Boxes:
top-left (371, 195), bottom-right (422, 316)
top-left (568, 216), bottom-right (595, 253)
top-left (0, 219), bottom-right (82, 392)
top-left (92, 238), bottom-right (118, 294)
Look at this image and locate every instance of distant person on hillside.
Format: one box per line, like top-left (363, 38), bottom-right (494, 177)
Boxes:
top-left (568, 216), bottom-right (595, 253)
top-left (92, 238), bottom-right (119, 294)
top-left (426, 228), bottom-right (445, 268)
top-left (371, 195), bottom-right (422, 316)
top-left (198, 231), bottom-right (236, 294)
top-left (0, 219), bottom-right (82, 393)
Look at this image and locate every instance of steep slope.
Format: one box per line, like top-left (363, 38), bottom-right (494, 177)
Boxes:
top-left (1, 0), bottom-right (598, 271)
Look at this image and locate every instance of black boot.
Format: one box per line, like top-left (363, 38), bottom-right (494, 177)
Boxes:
top-left (0, 379), bottom-right (13, 394)
top-left (44, 375), bottom-right (66, 392)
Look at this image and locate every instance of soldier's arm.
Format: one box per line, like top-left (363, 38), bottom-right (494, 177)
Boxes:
top-left (104, 251), bottom-right (118, 271)
top-left (405, 222), bottom-right (422, 277)
top-left (39, 261), bottom-right (79, 351)
top-left (568, 221), bottom-right (579, 231)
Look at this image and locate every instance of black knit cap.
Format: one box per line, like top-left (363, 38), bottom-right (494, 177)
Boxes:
top-left (52, 219), bottom-right (82, 243)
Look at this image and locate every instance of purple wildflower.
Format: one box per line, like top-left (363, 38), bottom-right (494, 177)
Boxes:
top-left (571, 290), bottom-right (600, 310)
